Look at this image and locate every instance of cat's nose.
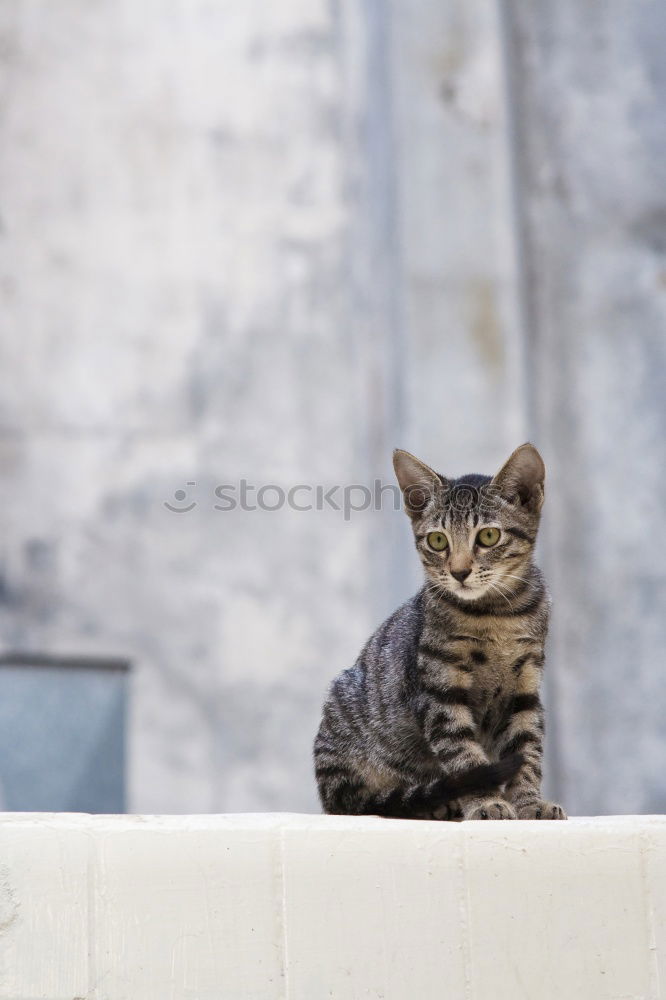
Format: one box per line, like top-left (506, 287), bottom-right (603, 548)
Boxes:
top-left (451, 568), bottom-right (472, 583)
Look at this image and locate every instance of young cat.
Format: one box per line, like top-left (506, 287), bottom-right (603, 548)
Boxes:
top-left (314, 443), bottom-right (566, 820)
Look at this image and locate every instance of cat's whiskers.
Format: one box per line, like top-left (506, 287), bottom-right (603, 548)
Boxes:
top-left (429, 580), bottom-right (454, 604)
top-left (490, 577), bottom-right (514, 596)
top-left (486, 580), bottom-right (515, 611)
top-left (425, 580), bottom-right (448, 607)
top-left (500, 572), bottom-right (530, 587)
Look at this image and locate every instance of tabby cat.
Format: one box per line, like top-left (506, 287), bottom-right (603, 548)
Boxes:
top-left (314, 444), bottom-right (566, 820)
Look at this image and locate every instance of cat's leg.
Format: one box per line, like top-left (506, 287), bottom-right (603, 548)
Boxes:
top-left (495, 665), bottom-right (567, 820)
top-left (316, 756), bottom-right (524, 819)
top-left (414, 649), bottom-right (516, 820)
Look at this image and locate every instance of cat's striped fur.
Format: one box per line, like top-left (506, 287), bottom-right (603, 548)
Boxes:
top-left (314, 444), bottom-right (566, 820)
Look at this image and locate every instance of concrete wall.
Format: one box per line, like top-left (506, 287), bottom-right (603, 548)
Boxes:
top-left (1, 813), bottom-right (665, 1000)
top-left (0, 0), bottom-right (664, 814)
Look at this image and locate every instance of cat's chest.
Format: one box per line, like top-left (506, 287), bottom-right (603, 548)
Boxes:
top-left (456, 623), bottom-right (540, 723)
top-left (468, 657), bottom-right (515, 721)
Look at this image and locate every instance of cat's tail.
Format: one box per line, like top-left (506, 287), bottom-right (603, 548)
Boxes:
top-left (357, 753), bottom-right (524, 818)
top-left (436, 753), bottom-right (523, 800)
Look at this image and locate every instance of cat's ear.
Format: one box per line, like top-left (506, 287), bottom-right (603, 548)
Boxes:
top-left (393, 449), bottom-right (445, 518)
top-left (491, 443), bottom-right (545, 513)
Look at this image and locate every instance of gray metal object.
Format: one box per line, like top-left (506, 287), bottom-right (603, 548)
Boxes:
top-left (0, 655), bottom-right (128, 812)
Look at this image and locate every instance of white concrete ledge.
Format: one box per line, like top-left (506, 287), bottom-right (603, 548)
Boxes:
top-left (0, 813), bottom-right (664, 1000)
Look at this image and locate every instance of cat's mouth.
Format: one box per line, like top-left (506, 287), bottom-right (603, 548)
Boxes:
top-left (432, 573), bottom-right (492, 601)
top-left (447, 577), bottom-right (496, 602)
top-left (450, 579), bottom-right (480, 599)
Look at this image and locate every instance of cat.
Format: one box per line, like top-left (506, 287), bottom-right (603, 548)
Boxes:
top-left (313, 443), bottom-right (566, 820)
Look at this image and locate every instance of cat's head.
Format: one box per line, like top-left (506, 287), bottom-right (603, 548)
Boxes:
top-left (393, 444), bottom-right (545, 603)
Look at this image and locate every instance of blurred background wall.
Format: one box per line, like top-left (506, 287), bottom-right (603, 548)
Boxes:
top-left (0, 0), bottom-right (664, 815)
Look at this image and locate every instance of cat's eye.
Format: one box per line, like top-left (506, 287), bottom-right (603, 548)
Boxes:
top-left (427, 531), bottom-right (449, 551)
top-left (477, 527), bottom-right (500, 547)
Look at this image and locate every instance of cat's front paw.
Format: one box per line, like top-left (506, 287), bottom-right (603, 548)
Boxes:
top-left (465, 798), bottom-right (517, 821)
top-left (517, 800), bottom-right (567, 820)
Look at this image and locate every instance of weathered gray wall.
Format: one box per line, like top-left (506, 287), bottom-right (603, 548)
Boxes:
top-left (505, 0), bottom-right (666, 814)
top-left (0, 0), bottom-right (377, 812)
top-left (0, 0), bottom-right (664, 814)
